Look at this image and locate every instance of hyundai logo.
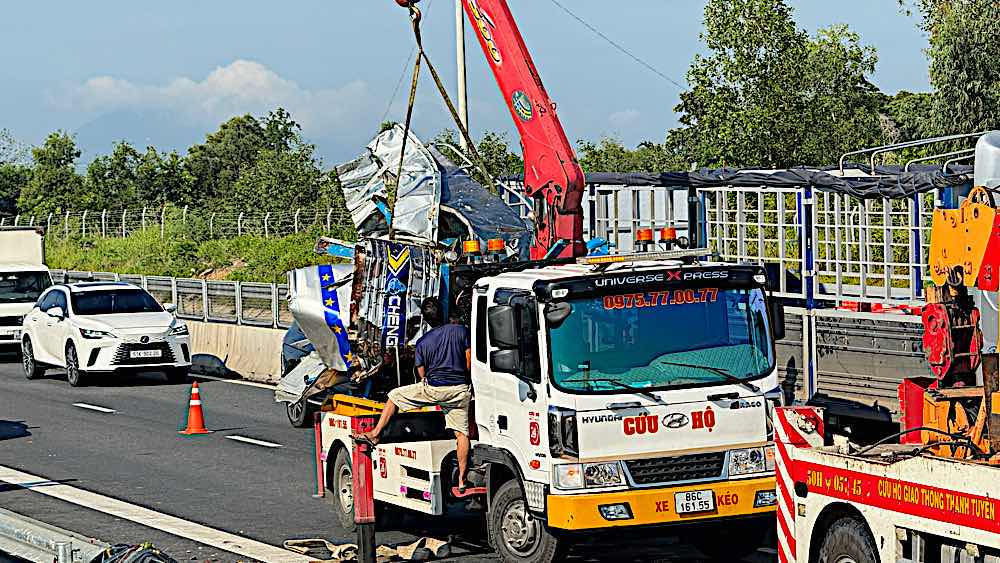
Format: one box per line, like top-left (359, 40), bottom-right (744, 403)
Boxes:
top-left (139, 336), bottom-right (149, 344)
top-left (662, 413), bottom-right (690, 429)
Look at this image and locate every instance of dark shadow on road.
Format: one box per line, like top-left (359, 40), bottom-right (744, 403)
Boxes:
top-left (0, 479), bottom-right (78, 493)
top-left (0, 351), bottom-right (20, 364)
top-left (0, 421), bottom-right (31, 441)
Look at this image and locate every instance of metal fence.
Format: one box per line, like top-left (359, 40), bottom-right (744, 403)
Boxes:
top-left (50, 270), bottom-right (293, 328)
top-left (0, 207), bottom-right (355, 239)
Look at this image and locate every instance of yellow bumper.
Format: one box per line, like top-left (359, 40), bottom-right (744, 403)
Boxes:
top-left (546, 476), bottom-right (775, 530)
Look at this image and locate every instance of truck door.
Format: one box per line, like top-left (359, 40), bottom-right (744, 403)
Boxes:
top-left (476, 287), bottom-right (546, 478)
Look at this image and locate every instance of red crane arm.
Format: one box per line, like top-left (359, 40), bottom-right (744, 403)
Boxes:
top-left (461, 0), bottom-right (586, 259)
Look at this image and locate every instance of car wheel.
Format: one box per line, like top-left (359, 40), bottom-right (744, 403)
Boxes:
top-left (21, 338), bottom-right (45, 380)
top-left (328, 448), bottom-right (357, 532)
top-left (166, 367), bottom-right (190, 385)
top-left (286, 398), bottom-right (316, 428)
top-left (65, 343), bottom-right (87, 387)
top-left (488, 480), bottom-right (566, 563)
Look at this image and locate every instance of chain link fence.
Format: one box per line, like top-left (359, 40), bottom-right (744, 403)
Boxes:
top-left (0, 206), bottom-right (356, 239)
top-left (50, 270), bottom-right (293, 328)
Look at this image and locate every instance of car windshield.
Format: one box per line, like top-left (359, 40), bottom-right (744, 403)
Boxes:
top-left (0, 272), bottom-right (51, 303)
top-left (71, 289), bottom-right (163, 315)
top-left (548, 286), bottom-right (774, 393)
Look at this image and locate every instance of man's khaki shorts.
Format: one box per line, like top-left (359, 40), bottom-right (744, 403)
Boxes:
top-left (388, 381), bottom-right (472, 435)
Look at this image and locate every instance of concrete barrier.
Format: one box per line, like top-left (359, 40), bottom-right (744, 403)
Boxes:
top-left (188, 321), bottom-right (284, 384)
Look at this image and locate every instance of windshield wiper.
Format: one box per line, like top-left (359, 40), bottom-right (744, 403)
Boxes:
top-left (561, 376), bottom-right (661, 402)
top-left (658, 360), bottom-right (760, 393)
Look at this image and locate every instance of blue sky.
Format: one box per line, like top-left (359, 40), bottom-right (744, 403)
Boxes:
top-left (0, 1), bottom-right (927, 165)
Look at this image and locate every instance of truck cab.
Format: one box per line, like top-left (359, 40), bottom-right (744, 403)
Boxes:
top-left (318, 251), bottom-right (783, 563)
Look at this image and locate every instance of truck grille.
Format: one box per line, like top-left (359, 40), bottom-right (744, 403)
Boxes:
top-left (0, 316), bottom-right (23, 327)
top-left (624, 452), bottom-right (726, 485)
top-left (112, 343), bottom-right (175, 365)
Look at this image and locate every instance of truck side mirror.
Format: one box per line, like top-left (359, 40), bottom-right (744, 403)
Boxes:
top-left (769, 297), bottom-right (786, 341)
top-left (490, 349), bottom-right (521, 375)
top-left (488, 305), bottom-right (518, 349)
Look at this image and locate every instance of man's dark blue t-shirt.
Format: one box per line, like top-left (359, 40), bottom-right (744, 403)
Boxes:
top-left (414, 323), bottom-right (471, 386)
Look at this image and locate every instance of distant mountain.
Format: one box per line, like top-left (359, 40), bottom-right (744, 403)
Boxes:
top-left (73, 110), bottom-right (206, 161)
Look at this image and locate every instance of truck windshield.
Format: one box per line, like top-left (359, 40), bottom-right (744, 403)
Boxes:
top-left (72, 289), bottom-right (163, 315)
top-left (548, 287), bottom-right (774, 393)
top-left (0, 272), bottom-right (51, 303)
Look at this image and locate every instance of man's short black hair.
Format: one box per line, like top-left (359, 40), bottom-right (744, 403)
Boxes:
top-left (420, 297), bottom-right (444, 328)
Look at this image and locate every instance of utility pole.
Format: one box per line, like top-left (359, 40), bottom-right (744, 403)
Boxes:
top-left (456, 0), bottom-right (469, 150)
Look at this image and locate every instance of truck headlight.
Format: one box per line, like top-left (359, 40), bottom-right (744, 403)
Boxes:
top-left (553, 464), bottom-right (584, 489)
top-left (729, 447), bottom-right (767, 476)
top-left (80, 328), bottom-right (113, 339)
top-left (168, 324), bottom-right (189, 336)
top-left (584, 462), bottom-right (625, 487)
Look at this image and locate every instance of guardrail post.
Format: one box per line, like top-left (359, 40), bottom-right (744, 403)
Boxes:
top-left (46, 213), bottom-right (53, 234)
top-left (294, 208), bottom-right (301, 233)
top-left (235, 281), bottom-right (243, 325)
top-left (183, 205), bottom-right (189, 225)
top-left (81, 210), bottom-right (88, 237)
top-left (171, 277), bottom-right (178, 306)
top-left (101, 209), bottom-right (107, 237)
top-left (13, 214), bottom-right (19, 226)
top-left (64, 210), bottom-right (70, 237)
top-left (122, 209), bottom-right (127, 237)
top-left (210, 213), bottom-right (216, 238)
top-left (271, 282), bottom-right (279, 328)
top-left (264, 212), bottom-right (270, 238)
top-left (160, 207), bottom-right (166, 238)
top-left (326, 208), bottom-right (334, 232)
top-left (141, 206), bottom-right (147, 230)
top-left (29, 215), bottom-right (35, 226)
top-left (201, 280), bottom-right (209, 322)
top-left (238, 213), bottom-right (244, 237)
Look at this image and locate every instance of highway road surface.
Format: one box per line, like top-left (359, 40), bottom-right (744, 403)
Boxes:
top-left (0, 350), bottom-right (774, 562)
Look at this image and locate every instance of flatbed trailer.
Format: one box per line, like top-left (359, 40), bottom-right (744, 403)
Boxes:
top-left (774, 406), bottom-right (999, 563)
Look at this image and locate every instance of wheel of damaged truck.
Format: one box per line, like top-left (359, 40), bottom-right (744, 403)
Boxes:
top-left (489, 480), bottom-right (566, 563)
top-left (689, 518), bottom-right (770, 561)
top-left (286, 398), bottom-right (316, 428)
top-left (815, 516), bottom-right (878, 563)
top-left (65, 343), bottom-right (87, 387)
top-left (329, 448), bottom-right (357, 532)
top-left (21, 338), bottom-right (45, 380)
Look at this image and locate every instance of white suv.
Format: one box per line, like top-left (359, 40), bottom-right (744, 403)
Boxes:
top-left (20, 282), bottom-right (192, 386)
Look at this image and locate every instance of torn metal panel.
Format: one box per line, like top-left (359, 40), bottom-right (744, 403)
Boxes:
top-left (287, 264), bottom-right (355, 371)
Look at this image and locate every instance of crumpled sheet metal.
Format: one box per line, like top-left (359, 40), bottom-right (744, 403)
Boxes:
top-left (287, 264), bottom-right (355, 371)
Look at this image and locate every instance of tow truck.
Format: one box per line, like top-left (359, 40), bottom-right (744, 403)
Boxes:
top-left (308, 1), bottom-right (785, 561)
top-left (774, 132), bottom-right (1000, 563)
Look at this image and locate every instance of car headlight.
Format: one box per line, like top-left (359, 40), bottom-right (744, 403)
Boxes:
top-left (554, 462), bottom-right (625, 490)
top-left (583, 462), bottom-right (625, 487)
top-left (729, 447), bottom-right (767, 476)
top-left (80, 328), bottom-right (113, 339)
top-left (168, 324), bottom-right (189, 336)
top-left (553, 464), bottom-right (584, 489)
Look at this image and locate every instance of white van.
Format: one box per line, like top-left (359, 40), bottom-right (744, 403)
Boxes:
top-left (0, 227), bottom-right (52, 351)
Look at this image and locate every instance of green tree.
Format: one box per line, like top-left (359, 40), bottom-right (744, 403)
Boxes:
top-left (83, 141), bottom-right (142, 210)
top-left (882, 91), bottom-right (934, 144)
top-left (671, 0), bottom-right (885, 168)
top-left (135, 148), bottom-right (195, 208)
top-left (0, 129), bottom-right (29, 165)
top-left (0, 164), bottom-right (31, 215)
top-left (18, 132), bottom-right (84, 216)
top-left (185, 114), bottom-right (267, 207)
top-left (577, 138), bottom-right (685, 173)
top-left (228, 143), bottom-right (336, 211)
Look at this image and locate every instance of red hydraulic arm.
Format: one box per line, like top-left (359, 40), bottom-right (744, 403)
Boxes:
top-left (462, 0), bottom-right (586, 259)
top-left (394, 0), bottom-right (585, 259)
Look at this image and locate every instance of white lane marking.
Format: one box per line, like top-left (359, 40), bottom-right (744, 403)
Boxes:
top-left (72, 403), bottom-right (117, 414)
top-left (0, 465), bottom-right (311, 563)
top-left (193, 374), bottom-right (275, 390)
top-left (225, 435), bottom-right (283, 449)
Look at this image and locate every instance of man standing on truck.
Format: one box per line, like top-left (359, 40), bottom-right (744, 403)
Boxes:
top-left (353, 297), bottom-right (474, 490)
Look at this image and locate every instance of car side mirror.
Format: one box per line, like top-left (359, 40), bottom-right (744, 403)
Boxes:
top-left (769, 297), bottom-right (786, 341)
top-left (490, 349), bottom-right (520, 375)
top-left (164, 303), bottom-right (177, 314)
top-left (47, 307), bottom-right (65, 320)
top-left (488, 305), bottom-right (518, 350)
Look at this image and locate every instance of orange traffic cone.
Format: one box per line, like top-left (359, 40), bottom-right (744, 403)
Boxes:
top-left (179, 381), bottom-right (212, 435)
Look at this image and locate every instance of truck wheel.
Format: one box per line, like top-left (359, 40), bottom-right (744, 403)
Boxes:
top-left (488, 480), bottom-right (566, 563)
top-left (286, 398), bottom-right (316, 428)
top-left (689, 518), bottom-right (770, 561)
top-left (328, 448), bottom-right (356, 532)
top-left (21, 338), bottom-right (45, 380)
top-left (65, 343), bottom-right (87, 387)
top-left (816, 516), bottom-right (879, 563)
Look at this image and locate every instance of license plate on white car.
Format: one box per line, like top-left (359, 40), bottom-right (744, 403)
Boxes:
top-left (0, 329), bottom-right (20, 339)
top-left (129, 349), bottom-right (162, 359)
top-left (674, 490), bottom-right (715, 514)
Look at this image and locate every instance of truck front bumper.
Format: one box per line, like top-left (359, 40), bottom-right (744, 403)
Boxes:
top-left (546, 476), bottom-right (775, 530)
